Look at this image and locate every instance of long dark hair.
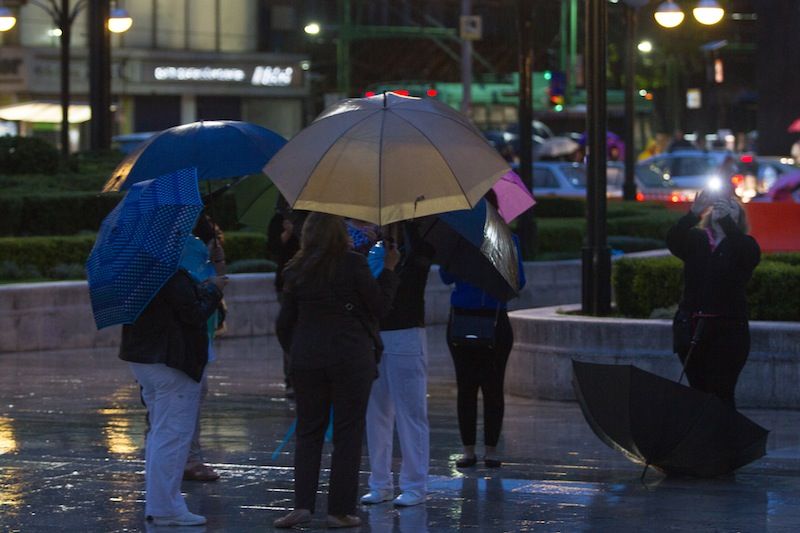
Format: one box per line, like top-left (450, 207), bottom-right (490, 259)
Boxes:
top-left (283, 212), bottom-right (350, 287)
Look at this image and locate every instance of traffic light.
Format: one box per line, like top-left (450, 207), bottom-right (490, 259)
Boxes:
top-left (547, 71), bottom-right (566, 111)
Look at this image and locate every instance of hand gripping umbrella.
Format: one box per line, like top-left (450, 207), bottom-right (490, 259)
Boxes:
top-left (572, 359), bottom-right (768, 478)
top-left (102, 121), bottom-right (287, 192)
top-left (418, 198), bottom-right (521, 302)
top-left (264, 92), bottom-right (510, 225)
top-left (86, 168), bottom-right (204, 329)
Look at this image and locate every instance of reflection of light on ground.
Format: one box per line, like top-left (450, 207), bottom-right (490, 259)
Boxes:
top-left (99, 407), bottom-right (139, 456)
top-left (100, 388), bottom-right (142, 456)
top-left (0, 470), bottom-right (22, 508)
top-left (0, 416), bottom-right (17, 455)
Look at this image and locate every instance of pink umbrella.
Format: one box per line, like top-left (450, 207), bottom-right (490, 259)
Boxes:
top-left (491, 170), bottom-right (536, 223)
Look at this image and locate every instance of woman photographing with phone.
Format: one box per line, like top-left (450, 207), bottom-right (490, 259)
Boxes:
top-left (667, 188), bottom-right (760, 408)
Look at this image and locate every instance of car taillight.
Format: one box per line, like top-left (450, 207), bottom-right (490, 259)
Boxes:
top-left (670, 193), bottom-right (681, 203)
top-left (731, 174), bottom-right (744, 186)
top-left (635, 192), bottom-right (644, 202)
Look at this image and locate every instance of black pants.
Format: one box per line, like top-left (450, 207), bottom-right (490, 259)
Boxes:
top-left (291, 361), bottom-right (374, 515)
top-left (447, 310), bottom-right (513, 447)
top-left (675, 318), bottom-right (750, 408)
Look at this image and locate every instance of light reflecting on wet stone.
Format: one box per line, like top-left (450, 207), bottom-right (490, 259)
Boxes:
top-left (2, 333), bottom-right (800, 530)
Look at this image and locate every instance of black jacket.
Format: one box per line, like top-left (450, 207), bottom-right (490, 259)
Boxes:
top-left (381, 222), bottom-right (435, 331)
top-left (118, 270), bottom-right (223, 381)
top-left (276, 251), bottom-right (399, 370)
top-left (666, 211), bottom-right (761, 318)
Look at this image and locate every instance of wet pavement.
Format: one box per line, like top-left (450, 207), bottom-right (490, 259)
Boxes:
top-left (3, 328), bottom-right (800, 532)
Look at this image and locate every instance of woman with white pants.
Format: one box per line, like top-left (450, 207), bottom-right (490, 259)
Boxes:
top-left (120, 269), bottom-right (225, 526)
top-left (362, 222), bottom-right (434, 507)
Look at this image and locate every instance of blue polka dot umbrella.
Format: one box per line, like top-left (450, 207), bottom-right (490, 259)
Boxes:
top-left (86, 168), bottom-right (203, 330)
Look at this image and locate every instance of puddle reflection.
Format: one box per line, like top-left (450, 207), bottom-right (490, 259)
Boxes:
top-left (0, 416), bottom-right (17, 455)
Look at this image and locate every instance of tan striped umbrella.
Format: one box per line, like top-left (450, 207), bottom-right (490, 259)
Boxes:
top-left (263, 92), bottom-right (509, 225)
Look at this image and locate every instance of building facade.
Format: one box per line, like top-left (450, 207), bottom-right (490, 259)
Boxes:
top-left (0, 0), bottom-right (311, 149)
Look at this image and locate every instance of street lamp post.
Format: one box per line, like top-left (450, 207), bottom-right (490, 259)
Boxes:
top-left (583, 0), bottom-right (610, 316)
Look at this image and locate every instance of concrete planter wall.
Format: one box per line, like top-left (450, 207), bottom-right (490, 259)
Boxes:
top-left (507, 305), bottom-right (800, 409)
top-left (0, 260), bottom-right (579, 354)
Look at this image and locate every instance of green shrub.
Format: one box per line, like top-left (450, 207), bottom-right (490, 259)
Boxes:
top-left (224, 232), bottom-right (267, 263)
top-left (227, 259), bottom-right (277, 274)
top-left (0, 260), bottom-right (42, 280)
top-left (606, 211), bottom-right (682, 240)
top-left (47, 263), bottom-right (87, 280)
top-left (533, 197), bottom-right (585, 218)
top-left (613, 253), bottom-right (800, 321)
top-left (763, 253), bottom-right (800, 267)
top-left (607, 235), bottom-right (666, 253)
top-left (612, 256), bottom-right (683, 317)
top-left (0, 231), bottom-right (269, 280)
top-left (0, 136), bottom-right (60, 174)
top-left (0, 235), bottom-right (96, 273)
top-left (746, 261), bottom-right (800, 321)
top-left (536, 218), bottom-right (585, 254)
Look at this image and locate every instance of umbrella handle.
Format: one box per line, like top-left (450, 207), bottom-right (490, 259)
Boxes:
top-left (677, 318), bottom-right (706, 385)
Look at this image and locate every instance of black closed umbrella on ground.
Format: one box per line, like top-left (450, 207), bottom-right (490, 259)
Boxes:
top-left (572, 360), bottom-right (768, 478)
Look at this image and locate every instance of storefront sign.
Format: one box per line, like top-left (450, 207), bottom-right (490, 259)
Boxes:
top-left (152, 64), bottom-right (296, 87)
top-left (251, 66), bottom-right (293, 87)
top-left (154, 66), bottom-right (246, 82)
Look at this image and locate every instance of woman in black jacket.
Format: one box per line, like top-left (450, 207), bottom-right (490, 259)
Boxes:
top-left (274, 213), bottom-right (399, 529)
top-left (119, 269), bottom-right (225, 526)
top-left (667, 190), bottom-right (760, 407)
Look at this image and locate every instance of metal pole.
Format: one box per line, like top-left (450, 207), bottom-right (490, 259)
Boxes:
top-left (582, 0), bottom-right (611, 315)
top-left (517, 0), bottom-right (535, 257)
top-left (623, 5), bottom-right (637, 201)
top-left (89, 0), bottom-right (111, 150)
top-left (460, 0), bottom-right (472, 116)
top-left (59, 0), bottom-right (71, 162)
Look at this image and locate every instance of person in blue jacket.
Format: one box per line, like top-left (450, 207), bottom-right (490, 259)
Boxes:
top-left (440, 234), bottom-right (525, 469)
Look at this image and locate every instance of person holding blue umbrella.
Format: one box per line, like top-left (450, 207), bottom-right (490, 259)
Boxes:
top-left (87, 168), bottom-right (228, 526)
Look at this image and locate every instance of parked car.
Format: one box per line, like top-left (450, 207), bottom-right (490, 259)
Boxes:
top-left (606, 161), bottom-right (695, 202)
top-left (522, 161), bottom-right (621, 199)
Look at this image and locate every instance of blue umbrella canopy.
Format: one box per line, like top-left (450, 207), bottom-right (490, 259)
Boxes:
top-left (87, 167), bottom-right (203, 329)
top-left (102, 120), bottom-right (286, 192)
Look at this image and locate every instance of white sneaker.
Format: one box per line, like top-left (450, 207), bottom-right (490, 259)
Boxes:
top-left (393, 492), bottom-right (426, 507)
top-left (147, 511), bottom-right (207, 526)
top-left (360, 489), bottom-right (394, 504)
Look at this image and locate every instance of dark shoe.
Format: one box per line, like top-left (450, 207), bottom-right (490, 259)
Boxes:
top-left (274, 509), bottom-right (311, 529)
top-left (455, 455), bottom-right (477, 468)
top-left (484, 457), bottom-right (502, 468)
top-left (327, 514), bottom-right (362, 528)
top-left (183, 463), bottom-right (220, 482)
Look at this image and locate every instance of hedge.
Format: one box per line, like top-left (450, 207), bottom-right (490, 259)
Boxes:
top-left (0, 231), bottom-right (268, 277)
top-left (0, 136), bottom-right (60, 174)
top-left (0, 191), bottom-right (243, 237)
top-left (613, 253), bottom-right (800, 321)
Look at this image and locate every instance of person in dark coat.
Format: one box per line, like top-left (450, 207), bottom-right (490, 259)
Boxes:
top-left (273, 213), bottom-right (400, 529)
top-left (667, 190), bottom-right (761, 407)
top-left (120, 268), bottom-right (226, 526)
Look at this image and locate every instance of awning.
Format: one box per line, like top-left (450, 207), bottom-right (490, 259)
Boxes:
top-left (0, 101), bottom-right (91, 123)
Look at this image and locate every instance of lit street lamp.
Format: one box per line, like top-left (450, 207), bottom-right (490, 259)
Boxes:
top-left (655, 0), bottom-right (725, 28)
top-left (0, 2), bottom-right (131, 160)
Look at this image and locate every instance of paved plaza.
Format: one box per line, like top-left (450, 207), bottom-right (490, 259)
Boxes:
top-left (3, 327), bottom-right (800, 532)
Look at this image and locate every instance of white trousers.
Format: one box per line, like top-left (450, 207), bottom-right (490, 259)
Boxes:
top-left (365, 328), bottom-right (430, 496)
top-left (130, 362), bottom-right (201, 518)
